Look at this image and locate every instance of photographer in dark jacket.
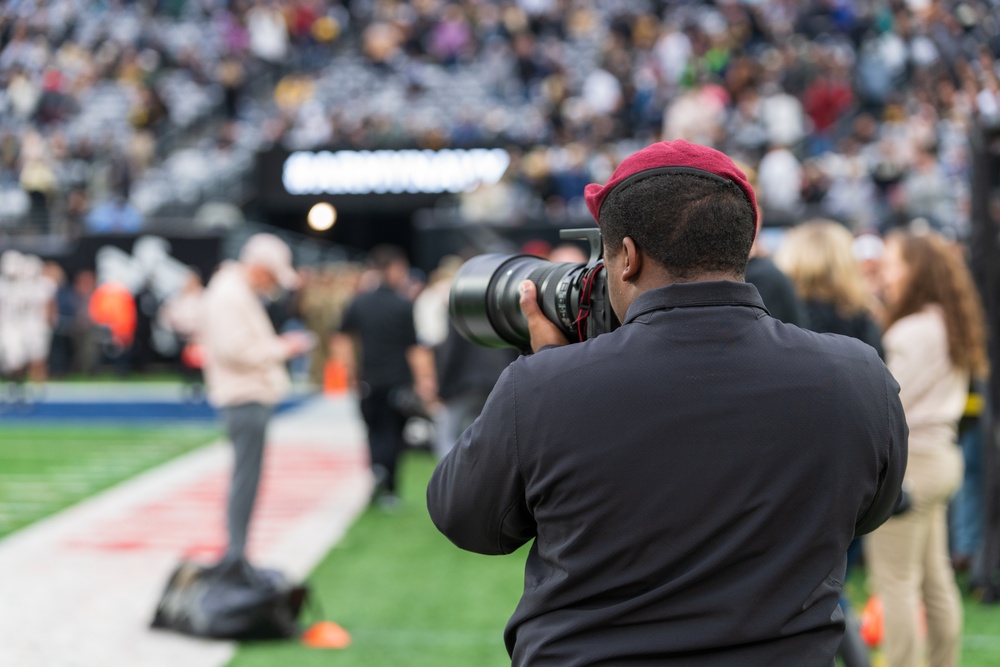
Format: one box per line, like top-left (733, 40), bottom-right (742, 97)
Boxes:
top-left (427, 141), bottom-right (907, 666)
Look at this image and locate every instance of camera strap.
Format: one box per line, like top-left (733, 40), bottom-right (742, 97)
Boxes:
top-left (574, 261), bottom-right (604, 341)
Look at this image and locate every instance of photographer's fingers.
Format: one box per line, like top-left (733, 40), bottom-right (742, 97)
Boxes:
top-left (518, 280), bottom-right (541, 318)
top-left (519, 280), bottom-right (570, 353)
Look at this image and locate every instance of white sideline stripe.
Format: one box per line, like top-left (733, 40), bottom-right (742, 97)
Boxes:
top-left (964, 634), bottom-right (1000, 647)
top-left (0, 395), bottom-right (371, 667)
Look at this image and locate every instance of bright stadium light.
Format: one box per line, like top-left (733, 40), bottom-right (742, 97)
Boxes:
top-left (307, 202), bottom-right (337, 231)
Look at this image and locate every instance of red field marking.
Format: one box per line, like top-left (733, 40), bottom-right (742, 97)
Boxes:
top-left (63, 446), bottom-right (368, 557)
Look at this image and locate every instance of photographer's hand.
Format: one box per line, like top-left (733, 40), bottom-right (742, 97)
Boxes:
top-left (519, 280), bottom-right (570, 353)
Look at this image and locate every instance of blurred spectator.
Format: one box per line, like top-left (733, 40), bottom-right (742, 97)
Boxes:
top-left (951, 378), bottom-right (987, 580)
top-left (852, 232), bottom-right (888, 323)
top-left (744, 241), bottom-right (809, 328)
top-left (865, 229), bottom-right (989, 667)
top-left (200, 233), bottom-right (314, 562)
top-left (414, 255), bottom-right (462, 350)
top-left (736, 159), bottom-right (809, 327)
top-left (157, 266), bottom-right (205, 398)
top-left (902, 147), bottom-right (955, 232)
top-left (84, 194), bottom-right (144, 234)
top-left (46, 262), bottom-right (77, 378)
top-left (88, 280), bottom-right (137, 376)
top-left (0, 251), bottom-right (55, 388)
top-left (70, 270), bottom-right (101, 376)
top-left (21, 253), bottom-right (56, 384)
top-left (3, 0), bottom-right (1000, 247)
top-left (757, 143), bottom-right (804, 226)
top-left (432, 322), bottom-right (517, 460)
top-left (333, 245), bottom-right (436, 510)
top-left (0, 251), bottom-right (29, 386)
top-left (248, 0), bottom-right (291, 66)
top-left (774, 220), bottom-right (884, 357)
top-left (296, 263), bottom-right (359, 386)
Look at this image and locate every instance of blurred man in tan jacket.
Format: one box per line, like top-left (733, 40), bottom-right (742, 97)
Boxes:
top-left (201, 233), bottom-right (313, 561)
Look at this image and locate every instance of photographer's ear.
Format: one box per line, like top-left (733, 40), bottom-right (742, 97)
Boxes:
top-left (620, 236), bottom-right (641, 283)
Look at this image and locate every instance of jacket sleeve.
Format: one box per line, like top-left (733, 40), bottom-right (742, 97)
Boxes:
top-left (426, 364), bottom-right (535, 555)
top-left (854, 363), bottom-right (909, 536)
top-left (202, 289), bottom-right (287, 369)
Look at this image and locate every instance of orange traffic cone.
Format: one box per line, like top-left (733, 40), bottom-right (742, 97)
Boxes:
top-left (323, 359), bottom-right (349, 395)
top-left (860, 595), bottom-right (883, 648)
top-left (301, 620), bottom-right (351, 649)
top-left (859, 594), bottom-right (927, 649)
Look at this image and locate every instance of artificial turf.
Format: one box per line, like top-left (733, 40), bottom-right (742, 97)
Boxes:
top-left (229, 451), bottom-right (526, 667)
top-left (0, 423), bottom-right (220, 538)
top-left (229, 451), bottom-right (1000, 667)
top-left (2, 424), bottom-right (994, 666)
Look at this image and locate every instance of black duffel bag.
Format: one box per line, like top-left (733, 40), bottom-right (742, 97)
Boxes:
top-left (151, 556), bottom-right (309, 640)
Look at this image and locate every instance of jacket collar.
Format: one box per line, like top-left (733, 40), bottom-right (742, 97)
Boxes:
top-left (622, 280), bottom-right (769, 325)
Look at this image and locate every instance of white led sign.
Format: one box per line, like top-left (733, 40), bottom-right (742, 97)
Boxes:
top-left (282, 148), bottom-right (511, 195)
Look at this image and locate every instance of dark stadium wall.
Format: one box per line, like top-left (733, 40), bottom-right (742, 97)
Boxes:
top-left (969, 122), bottom-right (1000, 602)
top-left (264, 207), bottom-right (416, 263)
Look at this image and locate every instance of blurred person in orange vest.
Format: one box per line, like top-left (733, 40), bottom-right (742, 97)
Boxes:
top-left (88, 280), bottom-right (137, 377)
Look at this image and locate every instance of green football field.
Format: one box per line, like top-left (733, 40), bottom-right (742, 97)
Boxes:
top-left (0, 424), bottom-right (220, 538)
top-left (229, 452), bottom-right (1000, 667)
top-left (0, 424), bottom-right (997, 665)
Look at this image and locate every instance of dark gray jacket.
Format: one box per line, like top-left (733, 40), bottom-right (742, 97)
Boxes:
top-left (428, 281), bottom-right (907, 666)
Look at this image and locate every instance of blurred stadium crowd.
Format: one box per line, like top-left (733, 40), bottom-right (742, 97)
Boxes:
top-left (1, 0), bottom-right (999, 238)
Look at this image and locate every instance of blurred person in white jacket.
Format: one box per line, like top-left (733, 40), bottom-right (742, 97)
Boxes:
top-left (865, 230), bottom-right (988, 667)
top-left (0, 251), bottom-right (28, 384)
top-left (200, 234), bottom-right (314, 562)
top-left (21, 254), bottom-right (56, 384)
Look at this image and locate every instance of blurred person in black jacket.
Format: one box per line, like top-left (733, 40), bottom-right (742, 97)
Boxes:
top-left (433, 323), bottom-right (517, 459)
top-left (334, 246), bottom-right (436, 509)
top-left (733, 158), bottom-right (810, 328)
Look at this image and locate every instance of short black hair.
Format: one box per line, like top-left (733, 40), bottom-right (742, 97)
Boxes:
top-left (599, 173), bottom-right (755, 280)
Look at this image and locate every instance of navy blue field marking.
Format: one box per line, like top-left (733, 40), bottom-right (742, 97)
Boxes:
top-left (0, 397), bottom-right (308, 421)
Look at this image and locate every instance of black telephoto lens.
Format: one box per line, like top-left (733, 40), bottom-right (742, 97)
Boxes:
top-left (449, 229), bottom-right (619, 350)
top-left (449, 254), bottom-right (591, 350)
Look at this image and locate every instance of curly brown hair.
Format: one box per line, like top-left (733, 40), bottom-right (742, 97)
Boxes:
top-left (884, 230), bottom-right (989, 379)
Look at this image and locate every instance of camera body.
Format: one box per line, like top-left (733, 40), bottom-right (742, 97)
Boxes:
top-left (449, 229), bottom-right (620, 351)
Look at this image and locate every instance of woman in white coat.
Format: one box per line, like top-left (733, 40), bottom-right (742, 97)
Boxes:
top-left (865, 230), bottom-right (988, 667)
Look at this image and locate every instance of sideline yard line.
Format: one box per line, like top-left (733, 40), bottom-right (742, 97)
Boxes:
top-left (0, 396), bottom-right (371, 667)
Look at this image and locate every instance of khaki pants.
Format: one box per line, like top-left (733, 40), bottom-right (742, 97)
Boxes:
top-left (864, 446), bottom-right (963, 667)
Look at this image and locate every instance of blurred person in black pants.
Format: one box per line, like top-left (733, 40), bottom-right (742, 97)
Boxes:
top-left (46, 262), bottom-right (77, 378)
top-left (433, 323), bottom-right (517, 459)
top-left (333, 246), bottom-right (436, 509)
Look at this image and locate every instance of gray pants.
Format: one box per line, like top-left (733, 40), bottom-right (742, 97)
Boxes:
top-left (221, 402), bottom-right (273, 559)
